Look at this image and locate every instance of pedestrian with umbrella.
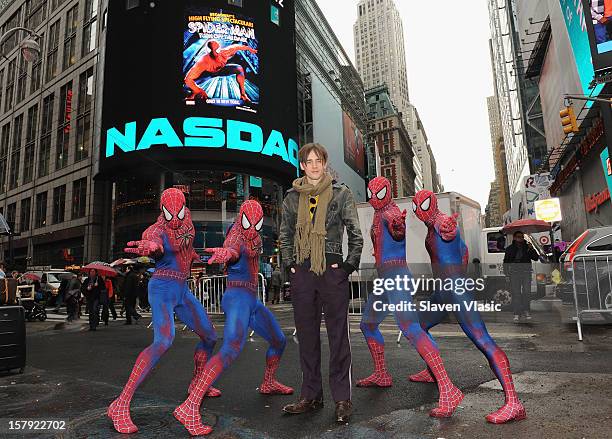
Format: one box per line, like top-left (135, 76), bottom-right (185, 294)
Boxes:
top-left (502, 221), bottom-right (546, 323)
top-left (81, 262), bottom-right (118, 330)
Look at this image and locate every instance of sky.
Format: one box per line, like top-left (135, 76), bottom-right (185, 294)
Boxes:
top-left (315, 0), bottom-right (495, 210)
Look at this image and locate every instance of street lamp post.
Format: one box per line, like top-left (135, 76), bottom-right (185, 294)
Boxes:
top-left (0, 27), bottom-right (41, 268)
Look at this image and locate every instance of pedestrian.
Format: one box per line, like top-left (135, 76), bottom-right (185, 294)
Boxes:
top-left (122, 266), bottom-right (141, 325)
top-left (54, 276), bottom-right (69, 312)
top-left (270, 265), bottom-right (282, 304)
top-left (65, 274), bottom-right (82, 322)
top-left (100, 275), bottom-right (118, 324)
top-left (81, 269), bottom-right (104, 331)
top-left (503, 231), bottom-right (539, 323)
top-left (0, 262), bottom-right (6, 279)
top-left (279, 143), bottom-right (363, 423)
top-left (137, 272), bottom-right (150, 312)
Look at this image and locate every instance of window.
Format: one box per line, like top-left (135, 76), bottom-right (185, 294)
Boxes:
top-left (6, 203), bottom-right (16, 232)
top-left (38, 93), bottom-right (54, 177)
top-left (30, 33), bottom-right (43, 93)
top-left (76, 68), bottom-right (93, 161)
top-left (586, 234), bottom-right (612, 252)
top-left (16, 56), bottom-right (27, 103)
top-left (8, 114), bottom-right (23, 189)
top-left (50, 0), bottom-right (67, 12)
top-left (72, 177), bottom-right (87, 218)
top-left (63, 5), bottom-right (78, 70)
top-left (20, 197), bottom-right (31, 232)
top-left (35, 191), bottom-right (47, 228)
top-left (0, 123), bottom-right (10, 192)
top-left (56, 81), bottom-right (72, 169)
top-left (487, 232), bottom-right (506, 253)
top-left (23, 104), bottom-right (38, 183)
top-left (52, 184), bottom-right (66, 223)
top-left (1, 9), bottom-right (23, 55)
top-left (82, 0), bottom-right (98, 56)
top-left (25, 0), bottom-right (47, 30)
top-left (46, 20), bottom-right (60, 82)
top-left (4, 58), bottom-right (16, 113)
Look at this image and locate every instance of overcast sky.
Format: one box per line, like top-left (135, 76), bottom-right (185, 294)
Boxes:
top-left (315, 0), bottom-right (495, 211)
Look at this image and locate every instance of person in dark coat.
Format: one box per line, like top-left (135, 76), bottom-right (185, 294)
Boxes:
top-left (65, 274), bottom-right (82, 322)
top-left (122, 267), bottom-right (141, 325)
top-left (503, 231), bottom-right (539, 322)
top-left (81, 269), bottom-right (104, 331)
top-left (270, 266), bottom-right (282, 304)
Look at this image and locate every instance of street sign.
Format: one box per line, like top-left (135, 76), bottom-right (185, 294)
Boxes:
top-left (535, 198), bottom-right (562, 222)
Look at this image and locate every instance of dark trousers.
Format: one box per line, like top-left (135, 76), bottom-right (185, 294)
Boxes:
top-left (291, 264), bottom-right (351, 402)
top-left (509, 271), bottom-right (531, 315)
top-left (87, 295), bottom-right (100, 329)
top-left (271, 286), bottom-right (280, 304)
top-left (124, 296), bottom-right (139, 323)
top-left (101, 298), bottom-right (117, 322)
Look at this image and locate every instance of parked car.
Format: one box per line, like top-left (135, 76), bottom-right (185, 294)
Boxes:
top-left (560, 226), bottom-right (612, 322)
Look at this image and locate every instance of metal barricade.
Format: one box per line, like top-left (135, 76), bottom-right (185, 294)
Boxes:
top-left (571, 254), bottom-right (612, 341)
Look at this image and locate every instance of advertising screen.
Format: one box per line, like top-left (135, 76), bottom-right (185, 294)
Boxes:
top-left (183, 9), bottom-right (259, 112)
top-left (342, 111), bottom-right (365, 177)
top-left (580, 0), bottom-right (612, 73)
top-left (560, 0), bottom-right (605, 96)
top-left (100, 0), bottom-right (298, 183)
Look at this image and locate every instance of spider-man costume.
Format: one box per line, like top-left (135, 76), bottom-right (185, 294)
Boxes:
top-left (107, 188), bottom-right (220, 434)
top-left (357, 177), bottom-right (463, 418)
top-left (173, 200), bottom-right (293, 436)
top-left (411, 190), bottom-right (526, 424)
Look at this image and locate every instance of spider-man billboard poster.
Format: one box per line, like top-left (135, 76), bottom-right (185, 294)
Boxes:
top-left (183, 8), bottom-right (260, 113)
top-left (343, 111), bottom-right (365, 177)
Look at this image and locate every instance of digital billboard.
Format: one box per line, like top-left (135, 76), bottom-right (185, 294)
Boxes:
top-left (100, 0), bottom-right (298, 183)
top-left (342, 111), bottom-right (365, 177)
top-left (560, 0), bottom-right (605, 97)
top-left (183, 8), bottom-right (259, 112)
top-left (582, 0), bottom-right (612, 71)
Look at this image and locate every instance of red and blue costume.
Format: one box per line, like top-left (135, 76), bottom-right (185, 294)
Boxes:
top-left (174, 200), bottom-right (293, 436)
top-left (411, 190), bottom-right (526, 424)
top-left (107, 188), bottom-right (220, 434)
top-left (357, 177), bottom-right (464, 418)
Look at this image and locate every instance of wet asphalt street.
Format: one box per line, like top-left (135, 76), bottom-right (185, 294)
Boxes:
top-left (1, 303), bottom-right (611, 438)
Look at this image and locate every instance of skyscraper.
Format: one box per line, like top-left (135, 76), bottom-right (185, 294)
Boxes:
top-left (354, 0), bottom-right (410, 119)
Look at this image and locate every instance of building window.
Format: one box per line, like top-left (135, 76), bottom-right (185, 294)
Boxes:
top-left (76, 68), bottom-right (93, 161)
top-left (52, 184), bottom-right (66, 224)
top-left (50, 0), bottom-right (67, 12)
top-left (16, 56), bottom-right (27, 104)
top-left (8, 114), bottom-right (23, 190)
top-left (23, 104), bottom-right (38, 183)
top-left (25, 0), bottom-right (47, 30)
top-left (6, 203), bottom-right (16, 232)
top-left (20, 197), bottom-right (31, 232)
top-left (4, 58), bottom-right (16, 113)
top-left (72, 177), bottom-right (87, 219)
top-left (63, 5), bottom-right (78, 70)
top-left (30, 33), bottom-right (43, 93)
top-left (45, 20), bottom-right (60, 82)
top-left (35, 191), bottom-right (47, 228)
top-left (82, 0), bottom-right (98, 56)
top-left (1, 8), bottom-right (23, 55)
top-left (56, 81), bottom-right (72, 170)
top-left (0, 123), bottom-right (10, 193)
top-left (38, 93), bottom-right (54, 177)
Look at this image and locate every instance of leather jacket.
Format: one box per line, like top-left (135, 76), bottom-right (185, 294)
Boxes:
top-left (279, 182), bottom-right (364, 273)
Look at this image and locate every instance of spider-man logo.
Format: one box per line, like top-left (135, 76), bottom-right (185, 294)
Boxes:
top-left (367, 177), bottom-right (392, 210)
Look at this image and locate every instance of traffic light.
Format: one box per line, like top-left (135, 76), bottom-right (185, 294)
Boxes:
top-left (560, 106), bottom-right (579, 134)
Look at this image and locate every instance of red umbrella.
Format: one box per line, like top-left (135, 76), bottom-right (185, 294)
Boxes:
top-left (502, 219), bottom-right (551, 235)
top-left (81, 261), bottom-right (118, 277)
top-left (22, 272), bottom-right (41, 281)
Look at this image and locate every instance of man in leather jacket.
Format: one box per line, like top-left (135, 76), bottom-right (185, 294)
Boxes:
top-left (279, 143), bottom-right (363, 423)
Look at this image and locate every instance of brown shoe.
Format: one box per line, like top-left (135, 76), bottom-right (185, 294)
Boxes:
top-left (282, 398), bottom-right (324, 414)
top-left (335, 400), bottom-right (352, 423)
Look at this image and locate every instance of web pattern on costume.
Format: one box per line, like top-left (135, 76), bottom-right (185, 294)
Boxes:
top-left (108, 188), bottom-right (219, 435)
top-left (173, 200), bottom-right (293, 436)
top-left (410, 190), bottom-right (526, 424)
